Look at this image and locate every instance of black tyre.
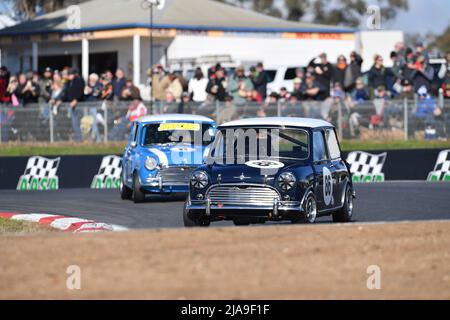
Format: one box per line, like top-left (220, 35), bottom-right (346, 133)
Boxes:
top-left (183, 198), bottom-right (210, 227)
top-left (301, 192), bottom-right (317, 224)
top-left (332, 185), bottom-right (354, 223)
top-left (132, 172), bottom-right (146, 203)
top-left (119, 176), bottom-right (133, 200)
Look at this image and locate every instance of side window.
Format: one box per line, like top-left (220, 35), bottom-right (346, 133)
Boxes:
top-left (284, 68), bottom-right (297, 80)
top-left (313, 130), bottom-right (328, 162)
top-left (325, 129), bottom-right (341, 160)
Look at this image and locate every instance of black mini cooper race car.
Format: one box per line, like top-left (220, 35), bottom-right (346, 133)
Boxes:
top-left (184, 117), bottom-right (355, 227)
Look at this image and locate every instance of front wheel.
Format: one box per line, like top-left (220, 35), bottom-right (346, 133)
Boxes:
top-left (183, 199), bottom-right (210, 227)
top-left (301, 192), bottom-right (317, 224)
top-left (132, 172), bottom-right (146, 203)
top-left (332, 185), bottom-right (354, 223)
top-left (120, 177), bottom-right (132, 200)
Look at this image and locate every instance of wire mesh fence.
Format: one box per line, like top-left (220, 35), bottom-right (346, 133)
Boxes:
top-left (1, 98), bottom-right (449, 143)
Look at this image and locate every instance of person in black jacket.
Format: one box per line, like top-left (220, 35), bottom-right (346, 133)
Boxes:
top-left (251, 62), bottom-right (268, 100)
top-left (368, 55), bottom-right (389, 95)
top-left (309, 53), bottom-right (333, 98)
top-left (206, 67), bottom-right (228, 102)
top-left (64, 68), bottom-right (85, 142)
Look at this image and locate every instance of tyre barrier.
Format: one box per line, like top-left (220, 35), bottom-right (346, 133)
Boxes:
top-left (0, 149), bottom-right (449, 190)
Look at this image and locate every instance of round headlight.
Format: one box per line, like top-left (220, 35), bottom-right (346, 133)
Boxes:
top-left (191, 171), bottom-right (209, 189)
top-left (144, 157), bottom-right (158, 170)
top-left (278, 172), bottom-right (296, 191)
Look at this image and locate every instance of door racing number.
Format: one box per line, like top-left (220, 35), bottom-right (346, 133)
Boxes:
top-left (323, 167), bottom-right (333, 206)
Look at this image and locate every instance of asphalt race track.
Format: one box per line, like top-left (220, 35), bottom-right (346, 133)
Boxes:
top-left (0, 182), bottom-right (449, 229)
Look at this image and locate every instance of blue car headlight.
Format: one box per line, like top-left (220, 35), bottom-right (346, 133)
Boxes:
top-left (277, 172), bottom-right (296, 191)
top-left (190, 171), bottom-right (209, 189)
top-left (144, 157), bottom-right (158, 171)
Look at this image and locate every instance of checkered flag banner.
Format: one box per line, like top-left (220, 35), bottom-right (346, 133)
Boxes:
top-left (346, 151), bottom-right (387, 182)
top-left (427, 150), bottom-right (450, 182)
top-left (17, 156), bottom-right (60, 190)
top-left (91, 155), bottom-right (122, 189)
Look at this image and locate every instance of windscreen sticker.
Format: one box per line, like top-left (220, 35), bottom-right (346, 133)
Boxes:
top-left (158, 123), bottom-right (200, 132)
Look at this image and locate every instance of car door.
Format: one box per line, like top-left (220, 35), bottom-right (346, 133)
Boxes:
top-left (312, 129), bottom-right (338, 212)
top-left (325, 128), bottom-right (347, 207)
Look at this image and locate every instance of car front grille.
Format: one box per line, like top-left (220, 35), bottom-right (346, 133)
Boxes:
top-left (207, 185), bottom-right (280, 206)
top-left (160, 166), bottom-right (196, 186)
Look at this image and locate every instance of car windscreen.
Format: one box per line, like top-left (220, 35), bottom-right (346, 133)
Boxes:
top-left (142, 122), bottom-right (215, 146)
top-left (209, 127), bottom-right (309, 164)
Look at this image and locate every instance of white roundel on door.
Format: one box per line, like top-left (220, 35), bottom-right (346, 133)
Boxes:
top-left (323, 167), bottom-right (333, 206)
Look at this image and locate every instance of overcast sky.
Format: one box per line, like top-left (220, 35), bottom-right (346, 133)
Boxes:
top-left (380, 0), bottom-right (450, 34)
top-left (0, 0), bottom-right (449, 35)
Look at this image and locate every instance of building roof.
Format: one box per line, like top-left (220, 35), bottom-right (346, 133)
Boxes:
top-left (137, 114), bottom-right (215, 124)
top-left (219, 117), bottom-right (333, 129)
top-left (0, 0), bottom-right (354, 36)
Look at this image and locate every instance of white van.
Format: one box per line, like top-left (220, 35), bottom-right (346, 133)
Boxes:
top-left (265, 66), bottom-right (305, 94)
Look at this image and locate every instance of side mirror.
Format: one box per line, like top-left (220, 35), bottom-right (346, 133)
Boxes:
top-left (130, 141), bottom-right (137, 148)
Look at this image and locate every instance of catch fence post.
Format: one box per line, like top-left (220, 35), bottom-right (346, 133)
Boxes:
top-left (0, 104), bottom-right (2, 143)
top-left (403, 97), bottom-right (408, 141)
top-left (104, 101), bottom-right (108, 143)
top-left (277, 101), bottom-right (281, 117)
top-left (216, 100), bottom-right (220, 124)
top-left (337, 101), bottom-right (343, 139)
top-left (49, 105), bottom-right (54, 143)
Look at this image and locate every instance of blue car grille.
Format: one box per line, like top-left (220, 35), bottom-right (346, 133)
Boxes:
top-left (160, 166), bottom-right (196, 186)
top-left (207, 186), bottom-right (280, 206)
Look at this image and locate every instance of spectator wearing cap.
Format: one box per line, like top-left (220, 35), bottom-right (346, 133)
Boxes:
top-left (309, 53), bottom-right (333, 98)
top-left (228, 65), bottom-right (254, 106)
top-left (64, 68), bottom-right (85, 142)
top-left (188, 68), bottom-right (208, 103)
top-left (410, 54), bottom-right (434, 93)
top-left (206, 67), bottom-right (228, 102)
top-left (301, 72), bottom-right (326, 118)
top-left (37, 67), bottom-right (54, 119)
top-left (251, 62), bottom-right (268, 101)
top-left (393, 79), bottom-right (414, 100)
top-left (413, 86), bottom-right (445, 139)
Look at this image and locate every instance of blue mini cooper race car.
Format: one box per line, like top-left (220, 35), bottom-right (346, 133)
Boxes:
top-left (184, 117), bottom-right (355, 226)
top-left (120, 114), bottom-right (216, 202)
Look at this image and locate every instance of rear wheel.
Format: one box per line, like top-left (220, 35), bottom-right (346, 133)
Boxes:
top-left (332, 185), bottom-right (353, 223)
top-left (120, 177), bottom-right (132, 200)
top-left (132, 172), bottom-right (146, 203)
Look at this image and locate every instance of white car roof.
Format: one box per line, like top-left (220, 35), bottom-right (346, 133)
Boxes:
top-left (137, 114), bottom-right (215, 123)
top-left (219, 117), bottom-right (333, 129)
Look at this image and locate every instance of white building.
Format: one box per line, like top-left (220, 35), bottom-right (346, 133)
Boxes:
top-left (0, 0), bottom-right (401, 86)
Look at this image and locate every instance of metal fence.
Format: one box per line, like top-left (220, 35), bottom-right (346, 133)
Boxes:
top-left (1, 98), bottom-right (449, 143)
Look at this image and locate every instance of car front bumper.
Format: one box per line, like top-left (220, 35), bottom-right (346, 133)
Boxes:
top-left (186, 199), bottom-right (304, 220)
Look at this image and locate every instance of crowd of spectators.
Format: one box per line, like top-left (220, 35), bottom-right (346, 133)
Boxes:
top-left (0, 41), bottom-right (449, 142)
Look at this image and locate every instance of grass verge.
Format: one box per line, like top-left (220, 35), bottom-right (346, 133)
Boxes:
top-left (0, 217), bottom-right (55, 234)
top-left (0, 140), bottom-right (448, 157)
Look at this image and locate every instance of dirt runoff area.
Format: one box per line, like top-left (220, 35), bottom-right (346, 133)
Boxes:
top-left (1, 221), bottom-right (449, 300)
